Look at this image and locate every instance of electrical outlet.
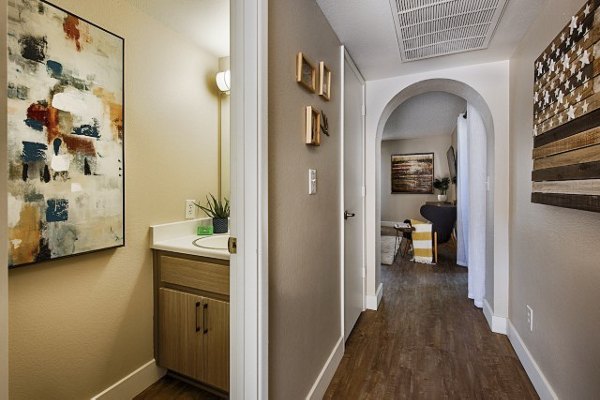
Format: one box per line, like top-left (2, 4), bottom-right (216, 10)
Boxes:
top-left (308, 169), bottom-right (317, 195)
top-left (185, 200), bottom-right (196, 219)
top-left (526, 305), bottom-right (533, 332)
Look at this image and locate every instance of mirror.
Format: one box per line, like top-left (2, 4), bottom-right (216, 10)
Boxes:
top-left (218, 57), bottom-right (230, 201)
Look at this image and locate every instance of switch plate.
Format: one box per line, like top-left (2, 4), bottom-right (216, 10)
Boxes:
top-left (526, 305), bottom-right (533, 332)
top-left (309, 169), bottom-right (317, 195)
top-left (185, 200), bottom-right (197, 219)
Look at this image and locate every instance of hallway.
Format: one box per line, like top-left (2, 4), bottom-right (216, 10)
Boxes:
top-left (325, 244), bottom-right (538, 399)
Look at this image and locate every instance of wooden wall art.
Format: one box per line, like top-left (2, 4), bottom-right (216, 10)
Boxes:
top-left (305, 106), bottom-right (321, 146)
top-left (296, 52), bottom-right (316, 93)
top-left (532, 0), bottom-right (600, 213)
top-left (319, 61), bottom-right (331, 101)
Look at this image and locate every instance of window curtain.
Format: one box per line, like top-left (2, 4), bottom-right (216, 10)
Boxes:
top-left (456, 114), bottom-right (469, 267)
top-left (466, 104), bottom-right (487, 309)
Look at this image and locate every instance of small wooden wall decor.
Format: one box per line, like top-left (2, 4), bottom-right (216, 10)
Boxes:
top-left (296, 52), bottom-right (316, 93)
top-left (532, 0), bottom-right (600, 213)
top-left (391, 153), bottom-right (434, 194)
top-left (319, 61), bottom-right (331, 101)
top-left (305, 106), bottom-right (321, 145)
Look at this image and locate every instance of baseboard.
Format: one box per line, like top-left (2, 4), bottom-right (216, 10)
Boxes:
top-left (483, 299), bottom-right (507, 334)
top-left (91, 359), bottom-right (166, 400)
top-left (306, 336), bottom-right (344, 400)
top-left (507, 321), bottom-right (558, 400)
top-left (366, 283), bottom-right (383, 310)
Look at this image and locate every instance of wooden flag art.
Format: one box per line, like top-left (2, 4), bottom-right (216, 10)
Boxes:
top-left (532, 0), bottom-right (600, 213)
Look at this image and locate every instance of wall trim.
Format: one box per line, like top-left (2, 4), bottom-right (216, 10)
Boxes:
top-left (507, 321), bottom-right (558, 400)
top-left (305, 336), bottom-right (344, 400)
top-left (366, 283), bottom-right (383, 310)
top-left (90, 360), bottom-right (165, 400)
top-left (483, 299), bottom-right (507, 334)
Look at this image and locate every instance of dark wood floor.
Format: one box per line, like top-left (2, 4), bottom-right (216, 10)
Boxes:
top-left (134, 375), bottom-right (222, 400)
top-left (324, 243), bottom-right (539, 400)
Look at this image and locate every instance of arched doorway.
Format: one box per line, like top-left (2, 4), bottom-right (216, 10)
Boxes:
top-left (366, 78), bottom-right (509, 334)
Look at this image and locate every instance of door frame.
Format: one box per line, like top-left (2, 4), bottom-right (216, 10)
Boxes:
top-left (230, 0), bottom-right (269, 398)
top-left (340, 46), bottom-right (367, 341)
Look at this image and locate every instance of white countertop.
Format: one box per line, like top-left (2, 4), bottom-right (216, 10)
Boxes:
top-left (151, 219), bottom-right (230, 260)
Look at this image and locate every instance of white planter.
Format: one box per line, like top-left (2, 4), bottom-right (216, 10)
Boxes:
top-left (438, 194), bottom-right (448, 202)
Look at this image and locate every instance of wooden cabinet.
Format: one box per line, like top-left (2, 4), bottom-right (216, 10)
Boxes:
top-left (154, 251), bottom-right (229, 393)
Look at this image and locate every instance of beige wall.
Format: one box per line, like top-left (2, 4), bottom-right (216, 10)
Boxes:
top-left (7, 1), bottom-right (220, 398)
top-left (381, 136), bottom-right (454, 222)
top-left (1, 1), bottom-right (8, 398)
top-left (509, 0), bottom-right (600, 398)
top-left (218, 57), bottom-right (231, 201)
top-left (268, 0), bottom-right (342, 397)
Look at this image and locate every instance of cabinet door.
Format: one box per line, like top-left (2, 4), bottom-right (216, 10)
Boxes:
top-left (203, 297), bottom-right (230, 392)
top-left (158, 288), bottom-right (205, 380)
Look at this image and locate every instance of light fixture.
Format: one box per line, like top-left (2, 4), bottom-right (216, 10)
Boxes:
top-left (216, 70), bottom-right (231, 93)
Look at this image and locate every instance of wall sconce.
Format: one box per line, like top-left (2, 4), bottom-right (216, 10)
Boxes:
top-left (216, 70), bottom-right (231, 93)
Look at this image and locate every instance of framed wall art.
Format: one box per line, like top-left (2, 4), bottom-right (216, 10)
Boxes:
top-left (319, 61), bottom-right (331, 101)
top-left (296, 52), bottom-right (316, 93)
top-left (531, 1), bottom-right (600, 213)
top-left (305, 106), bottom-right (321, 146)
top-left (7, 0), bottom-right (125, 267)
top-left (391, 153), bottom-right (434, 194)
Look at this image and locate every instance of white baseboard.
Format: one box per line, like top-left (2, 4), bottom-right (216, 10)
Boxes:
top-left (483, 299), bottom-right (507, 334)
top-left (306, 336), bottom-right (344, 400)
top-left (507, 321), bottom-right (558, 400)
top-left (366, 283), bottom-right (383, 310)
top-left (91, 359), bottom-right (166, 400)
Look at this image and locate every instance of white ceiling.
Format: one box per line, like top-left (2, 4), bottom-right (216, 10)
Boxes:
top-left (125, 0), bottom-right (229, 58)
top-left (316, 0), bottom-right (547, 80)
top-left (382, 91), bottom-right (466, 140)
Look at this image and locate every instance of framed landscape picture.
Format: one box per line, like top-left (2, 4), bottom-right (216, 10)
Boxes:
top-left (391, 153), bottom-right (434, 194)
top-left (7, 0), bottom-right (125, 267)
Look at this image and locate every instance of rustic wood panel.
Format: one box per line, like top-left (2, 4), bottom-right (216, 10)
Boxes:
top-left (532, 160), bottom-right (600, 181)
top-left (536, 86), bottom-right (600, 136)
top-left (534, 106), bottom-right (600, 148)
top-left (160, 255), bottom-right (230, 296)
top-left (532, 192), bottom-right (600, 212)
top-left (533, 143), bottom-right (600, 170)
top-left (532, 179), bottom-right (600, 195)
top-left (533, 125), bottom-right (600, 159)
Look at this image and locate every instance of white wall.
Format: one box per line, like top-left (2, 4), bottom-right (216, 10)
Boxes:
top-left (381, 136), bottom-right (454, 222)
top-left (509, 0), bottom-right (600, 397)
top-left (366, 61), bottom-right (510, 322)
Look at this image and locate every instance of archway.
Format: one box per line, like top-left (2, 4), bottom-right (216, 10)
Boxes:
top-left (368, 78), bottom-right (507, 333)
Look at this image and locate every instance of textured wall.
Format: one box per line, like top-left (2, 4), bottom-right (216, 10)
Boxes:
top-left (381, 136), bottom-right (454, 222)
top-left (509, 0), bottom-right (600, 398)
top-left (7, 1), bottom-right (220, 398)
top-left (1, 1), bottom-right (9, 398)
top-left (268, 0), bottom-right (342, 397)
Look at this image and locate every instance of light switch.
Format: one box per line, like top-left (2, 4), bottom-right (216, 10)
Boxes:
top-left (309, 169), bottom-right (317, 195)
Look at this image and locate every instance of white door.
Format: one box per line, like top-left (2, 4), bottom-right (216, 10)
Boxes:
top-left (343, 49), bottom-right (365, 340)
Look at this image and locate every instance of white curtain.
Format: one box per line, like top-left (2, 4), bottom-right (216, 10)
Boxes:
top-left (456, 114), bottom-right (469, 267)
top-left (466, 104), bottom-right (487, 309)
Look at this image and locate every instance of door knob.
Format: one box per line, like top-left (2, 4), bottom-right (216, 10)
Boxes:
top-left (344, 211), bottom-right (356, 220)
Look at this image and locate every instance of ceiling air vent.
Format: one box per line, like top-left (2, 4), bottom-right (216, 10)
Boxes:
top-left (390, 0), bottom-right (508, 62)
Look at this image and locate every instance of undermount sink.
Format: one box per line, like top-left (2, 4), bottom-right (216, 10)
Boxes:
top-left (192, 234), bottom-right (229, 250)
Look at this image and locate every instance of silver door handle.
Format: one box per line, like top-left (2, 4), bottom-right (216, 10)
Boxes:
top-left (344, 211), bottom-right (356, 220)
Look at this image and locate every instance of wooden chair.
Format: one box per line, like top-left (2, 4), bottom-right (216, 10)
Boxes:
top-left (419, 205), bottom-right (457, 263)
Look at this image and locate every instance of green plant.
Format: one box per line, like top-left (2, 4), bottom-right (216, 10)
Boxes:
top-left (194, 194), bottom-right (230, 219)
top-left (433, 177), bottom-right (451, 195)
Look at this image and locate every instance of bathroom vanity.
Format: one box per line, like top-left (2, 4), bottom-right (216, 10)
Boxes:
top-left (151, 220), bottom-right (230, 394)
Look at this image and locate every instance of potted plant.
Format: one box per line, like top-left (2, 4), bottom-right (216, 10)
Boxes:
top-left (433, 177), bottom-right (451, 202)
top-left (195, 194), bottom-right (230, 234)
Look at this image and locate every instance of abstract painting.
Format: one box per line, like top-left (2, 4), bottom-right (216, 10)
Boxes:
top-left (532, 0), bottom-right (600, 213)
top-left (7, 0), bottom-right (124, 267)
top-left (391, 153), bottom-right (434, 194)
